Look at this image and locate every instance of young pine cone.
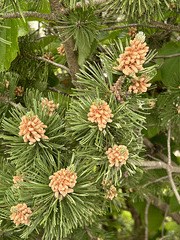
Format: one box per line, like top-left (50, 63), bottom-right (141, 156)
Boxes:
top-left (49, 168), bottom-right (77, 199)
top-left (19, 115), bottom-right (48, 145)
top-left (110, 76), bottom-right (125, 103)
top-left (41, 98), bottom-right (59, 117)
top-left (13, 175), bottom-right (24, 188)
top-left (128, 27), bottom-right (137, 39)
top-left (14, 86), bottom-right (24, 97)
top-left (105, 185), bottom-right (117, 200)
top-left (106, 144), bottom-right (129, 167)
top-left (57, 44), bottom-right (66, 56)
top-left (114, 32), bottom-right (149, 75)
top-left (44, 52), bottom-right (54, 61)
top-left (10, 203), bottom-right (32, 226)
top-left (128, 74), bottom-right (151, 93)
top-left (87, 100), bottom-right (114, 131)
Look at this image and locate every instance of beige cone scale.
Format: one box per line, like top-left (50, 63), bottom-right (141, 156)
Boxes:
top-left (41, 98), bottom-right (59, 117)
top-left (14, 86), bottom-right (24, 97)
top-left (49, 168), bottom-right (77, 198)
top-left (128, 27), bottom-right (137, 39)
top-left (13, 175), bottom-right (24, 188)
top-left (19, 115), bottom-right (48, 145)
top-left (105, 185), bottom-right (117, 200)
top-left (44, 52), bottom-right (54, 61)
top-left (87, 100), bottom-right (114, 131)
top-left (114, 32), bottom-right (149, 75)
top-left (10, 203), bottom-right (32, 226)
top-left (110, 76), bottom-right (125, 103)
top-left (57, 44), bottom-right (66, 56)
top-left (128, 74), bottom-right (151, 93)
top-left (106, 144), bottom-right (129, 167)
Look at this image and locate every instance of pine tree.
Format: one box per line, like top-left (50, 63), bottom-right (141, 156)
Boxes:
top-left (0, 0), bottom-right (180, 239)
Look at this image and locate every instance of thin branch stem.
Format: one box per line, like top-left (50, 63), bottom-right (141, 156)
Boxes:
top-left (85, 228), bottom-right (95, 239)
top-left (1, 11), bottom-right (55, 21)
top-left (0, 95), bottom-right (22, 109)
top-left (167, 124), bottom-right (171, 166)
top-left (142, 176), bottom-right (169, 188)
top-left (47, 87), bottom-right (69, 96)
top-left (167, 123), bottom-right (180, 204)
top-left (145, 201), bottom-right (150, 240)
top-left (99, 23), bottom-right (180, 32)
top-left (154, 53), bottom-right (180, 59)
top-left (25, 53), bottom-right (70, 73)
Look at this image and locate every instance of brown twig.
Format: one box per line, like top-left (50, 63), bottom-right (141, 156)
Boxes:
top-left (154, 53), bottom-right (180, 59)
top-left (85, 228), bottom-right (95, 239)
top-left (0, 94), bottom-right (22, 109)
top-left (47, 87), bottom-right (69, 96)
top-left (99, 23), bottom-right (180, 32)
top-left (142, 176), bottom-right (169, 188)
top-left (25, 53), bottom-right (70, 73)
top-left (1, 11), bottom-right (56, 21)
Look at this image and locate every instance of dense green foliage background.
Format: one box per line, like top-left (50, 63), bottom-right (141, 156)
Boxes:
top-left (0, 0), bottom-right (180, 240)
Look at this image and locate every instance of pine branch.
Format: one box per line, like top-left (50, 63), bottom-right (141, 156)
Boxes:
top-left (0, 94), bottom-right (21, 109)
top-left (76, 0), bottom-right (107, 7)
top-left (142, 176), bottom-right (169, 188)
top-left (99, 23), bottom-right (180, 32)
top-left (47, 87), bottom-right (69, 96)
top-left (1, 11), bottom-right (56, 21)
top-left (49, 0), bottom-right (80, 87)
top-left (25, 53), bottom-right (70, 73)
top-left (135, 160), bottom-right (180, 173)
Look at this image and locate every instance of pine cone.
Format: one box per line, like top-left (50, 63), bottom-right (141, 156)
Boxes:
top-left (41, 98), bottom-right (59, 116)
top-left (114, 32), bottom-right (149, 75)
top-left (57, 44), bottom-right (66, 56)
top-left (105, 185), bottom-right (117, 200)
top-left (128, 74), bottom-right (151, 93)
top-left (106, 144), bottom-right (129, 167)
top-left (49, 168), bottom-right (77, 198)
top-left (14, 86), bottom-right (24, 97)
top-left (10, 203), bottom-right (32, 226)
top-left (128, 27), bottom-right (137, 39)
top-left (19, 114), bottom-right (48, 145)
top-left (13, 175), bottom-right (24, 188)
top-left (44, 52), bottom-right (54, 61)
top-left (87, 100), bottom-right (114, 131)
top-left (110, 76), bottom-right (125, 103)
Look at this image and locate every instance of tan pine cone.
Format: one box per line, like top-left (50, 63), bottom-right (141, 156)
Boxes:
top-left (49, 168), bottom-right (77, 198)
top-left (106, 144), bottom-right (129, 167)
top-left (128, 74), bottom-right (151, 93)
top-left (128, 27), bottom-right (137, 39)
top-left (41, 98), bottom-right (59, 117)
top-left (110, 76), bottom-right (125, 103)
top-left (14, 86), bottom-right (24, 97)
top-left (57, 44), bottom-right (66, 56)
top-left (13, 175), bottom-right (24, 188)
top-left (5, 80), bottom-right (9, 88)
top-left (105, 185), bottom-right (117, 200)
top-left (87, 100), bottom-right (114, 131)
top-left (10, 203), bottom-right (32, 226)
top-left (44, 52), bottom-right (54, 61)
top-left (114, 32), bottom-right (149, 75)
top-left (19, 114), bottom-right (48, 145)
